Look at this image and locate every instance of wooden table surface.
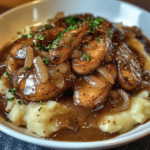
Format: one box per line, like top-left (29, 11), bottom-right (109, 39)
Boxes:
top-left (0, 0), bottom-right (150, 150)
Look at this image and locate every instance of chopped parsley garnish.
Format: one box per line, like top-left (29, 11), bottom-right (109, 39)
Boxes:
top-left (42, 25), bottom-right (46, 31)
top-left (38, 107), bottom-right (42, 111)
top-left (133, 95), bottom-right (137, 97)
top-left (88, 17), bottom-right (104, 34)
top-left (6, 118), bottom-right (9, 122)
top-left (6, 97), bottom-right (15, 102)
top-left (5, 72), bottom-right (10, 78)
top-left (24, 67), bottom-right (30, 70)
top-left (23, 42), bottom-right (27, 46)
top-left (107, 28), bottom-right (112, 34)
top-left (41, 25), bottom-right (52, 31)
top-left (56, 69), bottom-right (59, 72)
top-left (68, 34), bottom-right (73, 37)
top-left (52, 45), bottom-right (58, 49)
top-left (83, 44), bottom-right (87, 47)
top-left (42, 57), bottom-right (49, 65)
top-left (56, 98), bottom-right (57, 102)
top-left (109, 34), bottom-right (113, 39)
top-left (120, 52), bottom-right (123, 54)
top-left (18, 101), bottom-right (23, 105)
top-left (37, 34), bottom-right (45, 41)
top-left (82, 53), bottom-right (91, 61)
top-left (40, 101), bottom-right (43, 105)
top-left (61, 44), bottom-right (67, 47)
top-left (107, 28), bottom-right (113, 39)
top-left (8, 88), bottom-right (17, 95)
top-left (0, 77), bottom-right (1, 80)
top-left (59, 53), bottom-right (61, 56)
top-left (30, 42), bottom-right (33, 46)
top-left (27, 34), bottom-right (33, 38)
top-left (70, 39), bottom-right (74, 42)
top-left (97, 35), bottom-right (103, 42)
top-left (65, 16), bottom-right (79, 26)
top-left (21, 35), bottom-right (27, 38)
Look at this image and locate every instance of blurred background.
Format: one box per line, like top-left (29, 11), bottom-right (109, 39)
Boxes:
top-left (0, 0), bottom-right (150, 14)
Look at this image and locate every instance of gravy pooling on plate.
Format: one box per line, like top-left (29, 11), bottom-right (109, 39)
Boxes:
top-left (0, 13), bottom-right (150, 141)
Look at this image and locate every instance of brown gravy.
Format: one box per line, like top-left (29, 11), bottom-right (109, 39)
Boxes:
top-left (0, 26), bottom-right (150, 142)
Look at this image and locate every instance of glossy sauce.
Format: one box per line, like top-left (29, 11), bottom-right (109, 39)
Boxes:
top-left (0, 25), bottom-right (150, 142)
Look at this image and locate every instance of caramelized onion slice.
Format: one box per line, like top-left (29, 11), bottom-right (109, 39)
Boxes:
top-left (110, 89), bottom-right (130, 112)
top-left (6, 58), bottom-right (18, 75)
top-left (53, 76), bottom-right (65, 89)
top-left (35, 50), bottom-right (49, 59)
top-left (70, 49), bottom-right (82, 59)
top-left (84, 75), bottom-right (105, 89)
top-left (24, 46), bottom-right (34, 68)
top-left (33, 56), bottom-right (49, 83)
top-left (55, 63), bottom-right (68, 74)
top-left (97, 66), bottom-right (114, 84)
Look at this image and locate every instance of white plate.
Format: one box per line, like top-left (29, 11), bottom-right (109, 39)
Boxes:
top-left (0, 0), bottom-right (150, 149)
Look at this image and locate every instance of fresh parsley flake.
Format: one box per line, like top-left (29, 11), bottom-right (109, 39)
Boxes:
top-left (120, 52), bottom-right (123, 54)
top-left (24, 67), bottom-right (30, 70)
top-left (38, 107), bottom-right (42, 111)
top-left (27, 34), bottom-right (33, 38)
top-left (107, 28), bottom-right (112, 34)
top-left (82, 53), bottom-right (91, 61)
top-left (40, 101), bottom-right (43, 105)
top-left (37, 34), bottom-right (45, 41)
top-left (61, 44), bottom-right (67, 47)
top-left (56, 69), bottom-right (59, 72)
top-left (88, 17), bottom-right (104, 34)
top-left (133, 95), bottom-right (137, 97)
top-left (6, 97), bottom-right (15, 102)
top-left (18, 101), bottom-right (23, 105)
top-left (59, 53), bottom-right (61, 56)
top-left (42, 57), bottom-right (49, 65)
top-left (56, 98), bottom-right (57, 101)
top-left (52, 45), bottom-right (58, 49)
top-left (110, 34), bottom-right (113, 39)
top-left (5, 72), bottom-right (10, 78)
top-left (23, 42), bottom-right (27, 46)
top-left (8, 88), bottom-right (16, 95)
top-left (97, 35), bottom-right (103, 42)
top-left (68, 34), bottom-right (73, 37)
top-left (6, 118), bottom-right (9, 122)
top-left (70, 39), bottom-right (74, 42)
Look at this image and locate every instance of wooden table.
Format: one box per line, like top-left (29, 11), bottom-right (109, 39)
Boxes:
top-left (0, 1), bottom-right (150, 150)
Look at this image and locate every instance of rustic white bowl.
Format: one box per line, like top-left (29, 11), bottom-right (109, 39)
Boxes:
top-left (0, 0), bottom-right (150, 149)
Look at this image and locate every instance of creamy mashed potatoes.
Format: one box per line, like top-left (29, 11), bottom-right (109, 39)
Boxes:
top-left (4, 87), bottom-right (69, 137)
top-left (99, 91), bottom-right (150, 133)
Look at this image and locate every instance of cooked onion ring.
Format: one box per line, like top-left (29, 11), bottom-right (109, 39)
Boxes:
top-left (110, 89), bottom-right (130, 112)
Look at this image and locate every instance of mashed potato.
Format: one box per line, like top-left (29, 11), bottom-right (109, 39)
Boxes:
top-left (99, 91), bottom-right (150, 134)
top-left (5, 90), bottom-right (69, 137)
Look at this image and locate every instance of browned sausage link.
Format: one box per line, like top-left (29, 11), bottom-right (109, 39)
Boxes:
top-left (115, 43), bottom-right (141, 90)
top-left (73, 64), bottom-right (117, 109)
top-left (71, 33), bottom-right (110, 75)
top-left (49, 23), bottom-right (89, 65)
